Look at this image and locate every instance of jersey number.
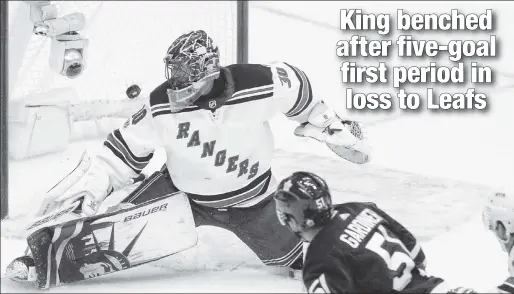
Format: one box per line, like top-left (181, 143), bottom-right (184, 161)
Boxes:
top-left (276, 67), bottom-right (291, 88)
top-left (132, 107), bottom-right (147, 125)
top-left (365, 226), bottom-right (416, 291)
top-left (309, 273), bottom-right (330, 293)
top-left (124, 107), bottom-right (147, 128)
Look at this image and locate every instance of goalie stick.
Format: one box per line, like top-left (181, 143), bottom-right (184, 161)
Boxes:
top-left (16, 151), bottom-right (108, 257)
top-left (21, 149), bottom-right (150, 239)
top-left (34, 150), bottom-right (93, 218)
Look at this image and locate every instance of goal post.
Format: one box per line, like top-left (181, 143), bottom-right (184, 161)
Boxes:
top-left (237, 0), bottom-right (249, 64)
top-left (1, 1), bottom-right (249, 219)
top-left (1, 0), bottom-right (8, 220)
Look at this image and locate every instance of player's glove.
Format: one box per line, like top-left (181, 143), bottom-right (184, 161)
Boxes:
top-left (35, 151), bottom-right (112, 218)
top-left (294, 101), bottom-right (371, 164)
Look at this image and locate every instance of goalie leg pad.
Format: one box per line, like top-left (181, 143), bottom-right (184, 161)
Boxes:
top-left (26, 192), bottom-right (197, 289)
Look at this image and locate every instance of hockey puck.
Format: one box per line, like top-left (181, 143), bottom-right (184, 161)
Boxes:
top-left (126, 84), bottom-right (141, 99)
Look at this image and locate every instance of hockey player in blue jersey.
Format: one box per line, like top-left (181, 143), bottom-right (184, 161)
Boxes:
top-left (273, 171), bottom-right (500, 293)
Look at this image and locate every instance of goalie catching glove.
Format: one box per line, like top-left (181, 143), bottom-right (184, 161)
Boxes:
top-left (294, 101), bottom-right (371, 164)
top-left (35, 151), bottom-right (112, 219)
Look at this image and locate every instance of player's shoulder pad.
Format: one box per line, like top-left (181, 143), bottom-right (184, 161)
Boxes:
top-left (362, 201), bottom-right (378, 208)
top-left (338, 201), bottom-right (378, 209)
top-left (225, 64), bottom-right (273, 94)
top-left (268, 61), bottom-right (309, 80)
top-left (149, 80), bottom-right (170, 108)
top-left (333, 202), bottom-right (379, 218)
top-left (267, 60), bottom-right (299, 69)
top-left (361, 201), bottom-right (381, 213)
top-left (148, 80), bottom-right (173, 118)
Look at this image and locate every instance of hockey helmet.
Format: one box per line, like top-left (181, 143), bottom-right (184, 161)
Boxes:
top-left (274, 172), bottom-right (334, 236)
top-left (482, 190), bottom-right (514, 252)
top-left (163, 30), bottom-right (220, 112)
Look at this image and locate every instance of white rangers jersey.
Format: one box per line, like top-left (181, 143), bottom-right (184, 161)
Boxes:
top-left (96, 62), bottom-right (319, 208)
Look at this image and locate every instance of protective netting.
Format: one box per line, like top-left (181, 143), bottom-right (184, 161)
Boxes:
top-left (9, 1), bottom-right (238, 106)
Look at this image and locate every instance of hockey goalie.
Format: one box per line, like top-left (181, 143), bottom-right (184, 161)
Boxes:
top-left (6, 30), bottom-right (371, 289)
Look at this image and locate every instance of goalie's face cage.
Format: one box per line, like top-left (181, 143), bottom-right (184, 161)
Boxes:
top-left (482, 191), bottom-right (514, 252)
top-left (164, 30), bottom-right (220, 112)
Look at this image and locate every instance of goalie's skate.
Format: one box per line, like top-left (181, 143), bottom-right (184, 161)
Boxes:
top-left (5, 256), bottom-right (37, 283)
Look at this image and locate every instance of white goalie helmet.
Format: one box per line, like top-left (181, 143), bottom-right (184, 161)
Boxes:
top-left (482, 189), bottom-right (514, 254)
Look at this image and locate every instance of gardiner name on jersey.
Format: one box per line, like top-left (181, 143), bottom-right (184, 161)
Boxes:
top-left (339, 208), bottom-right (383, 249)
top-left (303, 202), bottom-right (444, 293)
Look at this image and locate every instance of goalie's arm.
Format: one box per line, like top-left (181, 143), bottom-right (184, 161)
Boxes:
top-left (270, 61), bottom-right (370, 163)
top-left (99, 103), bottom-right (159, 190)
top-left (45, 103), bottom-right (162, 217)
top-left (269, 62), bottom-right (341, 132)
top-left (269, 61), bottom-right (317, 123)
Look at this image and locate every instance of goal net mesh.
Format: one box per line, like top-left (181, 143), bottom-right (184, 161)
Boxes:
top-left (8, 1), bottom-right (239, 122)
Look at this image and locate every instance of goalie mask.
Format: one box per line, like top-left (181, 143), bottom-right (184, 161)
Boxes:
top-left (482, 191), bottom-right (514, 253)
top-left (274, 172), bottom-right (334, 238)
top-left (163, 30), bottom-right (220, 112)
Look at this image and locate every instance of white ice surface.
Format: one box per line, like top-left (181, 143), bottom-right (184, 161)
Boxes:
top-left (1, 117), bottom-right (509, 293)
top-left (3, 1), bottom-right (514, 292)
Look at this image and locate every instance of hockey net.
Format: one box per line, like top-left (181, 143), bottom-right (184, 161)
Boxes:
top-left (8, 1), bottom-right (240, 140)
